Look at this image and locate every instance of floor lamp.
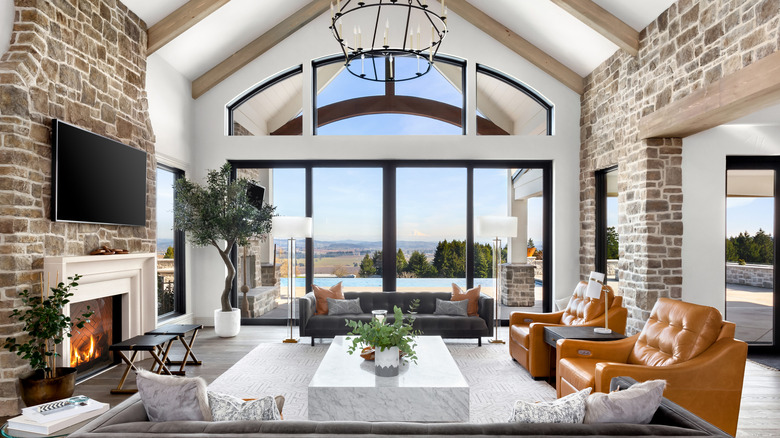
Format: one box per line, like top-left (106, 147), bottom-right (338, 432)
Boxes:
top-left (272, 216), bottom-right (313, 344)
top-left (477, 215), bottom-right (518, 344)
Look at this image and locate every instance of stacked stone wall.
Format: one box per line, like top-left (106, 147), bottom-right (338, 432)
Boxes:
top-left (580, 0), bottom-right (780, 334)
top-left (0, 0), bottom-right (154, 415)
top-left (726, 263), bottom-right (773, 288)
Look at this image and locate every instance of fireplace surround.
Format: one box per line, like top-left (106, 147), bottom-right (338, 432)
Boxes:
top-left (43, 254), bottom-right (157, 375)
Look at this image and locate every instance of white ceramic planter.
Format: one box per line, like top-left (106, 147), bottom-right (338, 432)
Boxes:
top-left (214, 308), bottom-right (241, 337)
top-left (375, 346), bottom-right (400, 377)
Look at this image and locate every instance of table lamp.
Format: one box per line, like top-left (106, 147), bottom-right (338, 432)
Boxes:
top-left (585, 271), bottom-right (611, 334)
top-left (272, 216), bottom-right (313, 344)
top-left (476, 215), bottom-right (518, 344)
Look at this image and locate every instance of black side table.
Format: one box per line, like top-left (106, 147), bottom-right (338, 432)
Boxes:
top-left (145, 324), bottom-right (203, 375)
top-left (543, 326), bottom-right (626, 386)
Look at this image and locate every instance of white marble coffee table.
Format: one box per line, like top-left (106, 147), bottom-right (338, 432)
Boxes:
top-left (308, 335), bottom-right (469, 422)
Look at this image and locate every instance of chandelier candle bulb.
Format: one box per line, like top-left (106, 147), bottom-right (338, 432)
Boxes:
top-left (330, 2), bottom-right (334, 20)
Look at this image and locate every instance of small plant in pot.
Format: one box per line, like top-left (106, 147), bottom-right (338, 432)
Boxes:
top-left (173, 163), bottom-right (275, 337)
top-left (345, 305), bottom-right (420, 377)
top-left (3, 275), bottom-right (94, 406)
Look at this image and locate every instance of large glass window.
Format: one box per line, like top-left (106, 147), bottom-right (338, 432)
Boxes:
top-left (396, 168), bottom-right (466, 291)
top-left (314, 56), bottom-right (465, 135)
top-left (228, 66), bottom-right (303, 136)
top-left (476, 65), bottom-right (552, 135)
top-left (596, 167), bottom-right (619, 289)
top-left (156, 165), bottom-right (185, 319)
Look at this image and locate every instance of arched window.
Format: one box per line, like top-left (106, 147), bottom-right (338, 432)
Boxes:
top-left (227, 66), bottom-right (303, 136)
top-left (476, 65), bottom-right (552, 135)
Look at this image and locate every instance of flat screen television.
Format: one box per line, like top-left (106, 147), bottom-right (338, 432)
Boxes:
top-left (52, 119), bottom-right (147, 226)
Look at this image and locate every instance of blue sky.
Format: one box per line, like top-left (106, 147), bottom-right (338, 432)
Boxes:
top-left (156, 168), bottom-right (175, 241)
top-left (727, 197), bottom-right (773, 237)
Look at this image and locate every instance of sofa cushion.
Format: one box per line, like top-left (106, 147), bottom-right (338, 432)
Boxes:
top-left (327, 298), bottom-right (362, 315)
top-left (433, 298), bottom-right (468, 316)
top-left (628, 298), bottom-right (723, 366)
top-left (508, 388), bottom-right (591, 424)
top-left (313, 282), bottom-right (344, 315)
top-left (208, 392), bottom-right (281, 422)
top-left (451, 284), bottom-right (480, 316)
top-left (584, 379), bottom-right (666, 424)
top-left (135, 370), bottom-right (211, 422)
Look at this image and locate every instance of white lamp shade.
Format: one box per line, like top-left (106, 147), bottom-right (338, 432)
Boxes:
top-left (585, 271), bottom-right (606, 299)
top-left (272, 216), bottom-right (313, 238)
top-left (476, 216), bottom-right (518, 238)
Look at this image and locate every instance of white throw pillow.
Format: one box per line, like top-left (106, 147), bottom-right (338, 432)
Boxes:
top-left (508, 387), bottom-right (591, 423)
top-left (584, 379), bottom-right (666, 424)
top-left (136, 369), bottom-right (211, 422)
top-left (208, 392), bottom-right (281, 421)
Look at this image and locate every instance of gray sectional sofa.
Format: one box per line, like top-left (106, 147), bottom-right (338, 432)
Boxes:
top-left (298, 291), bottom-right (493, 346)
top-left (70, 377), bottom-right (730, 437)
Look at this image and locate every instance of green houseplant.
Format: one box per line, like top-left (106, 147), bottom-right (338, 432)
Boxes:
top-left (345, 305), bottom-right (420, 376)
top-left (3, 274), bottom-right (94, 406)
top-left (173, 163), bottom-right (275, 337)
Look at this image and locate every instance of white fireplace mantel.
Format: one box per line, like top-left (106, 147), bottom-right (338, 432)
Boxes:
top-left (43, 253), bottom-right (157, 367)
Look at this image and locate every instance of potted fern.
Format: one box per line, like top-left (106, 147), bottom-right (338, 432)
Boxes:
top-left (345, 305), bottom-right (420, 376)
top-left (3, 275), bottom-right (94, 406)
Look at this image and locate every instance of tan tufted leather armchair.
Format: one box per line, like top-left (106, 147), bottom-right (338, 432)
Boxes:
top-left (556, 298), bottom-right (747, 436)
top-left (509, 281), bottom-right (627, 379)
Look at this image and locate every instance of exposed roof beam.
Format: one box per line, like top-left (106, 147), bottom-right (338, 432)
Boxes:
top-left (639, 49), bottom-right (780, 139)
top-left (147, 0), bottom-right (231, 56)
top-left (445, 0), bottom-right (583, 94)
top-left (549, 0), bottom-right (639, 56)
top-left (192, 0), bottom-right (331, 99)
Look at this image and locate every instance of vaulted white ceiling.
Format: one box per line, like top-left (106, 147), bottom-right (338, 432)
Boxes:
top-left (123, 0), bottom-right (675, 82)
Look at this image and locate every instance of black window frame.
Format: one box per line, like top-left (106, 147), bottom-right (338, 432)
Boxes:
top-left (595, 165), bottom-right (618, 279)
top-left (229, 159), bottom-right (554, 323)
top-left (157, 163), bottom-right (186, 321)
top-left (226, 65), bottom-right (304, 136)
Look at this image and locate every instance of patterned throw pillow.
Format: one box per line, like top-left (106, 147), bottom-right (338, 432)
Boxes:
top-left (584, 379), bottom-right (666, 424)
top-left (327, 297), bottom-right (362, 315)
top-left (433, 298), bottom-right (469, 316)
top-left (312, 282), bottom-right (344, 315)
top-left (136, 369), bottom-right (211, 422)
top-left (508, 387), bottom-right (592, 423)
top-left (451, 284), bottom-right (481, 316)
top-left (208, 392), bottom-right (281, 422)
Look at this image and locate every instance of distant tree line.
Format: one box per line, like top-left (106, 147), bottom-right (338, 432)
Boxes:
top-left (726, 229), bottom-right (773, 265)
top-left (358, 240), bottom-right (507, 278)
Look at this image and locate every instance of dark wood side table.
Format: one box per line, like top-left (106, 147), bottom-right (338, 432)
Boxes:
top-left (543, 326), bottom-right (626, 386)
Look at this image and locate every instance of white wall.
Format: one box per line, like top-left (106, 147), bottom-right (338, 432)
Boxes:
top-left (0, 1), bottom-right (14, 57)
top-left (187, 10), bottom-right (583, 324)
top-left (682, 124), bottom-right (780, 313)
top-left (145, 54), bottom-right (196, 324)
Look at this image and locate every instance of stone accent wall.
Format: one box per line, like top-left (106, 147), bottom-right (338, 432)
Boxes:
top-left (499, 263), bottom-right (535, 306)
top-left (579, 0), bottom-right (779, 334)
top-left (0, 0), bottom-right (154, 415)
top-left (726, 263), bottom-right (773, 288)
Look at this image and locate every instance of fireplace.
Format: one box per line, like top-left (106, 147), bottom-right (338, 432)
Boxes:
top-left (69, 295), bottom-right (121, 380)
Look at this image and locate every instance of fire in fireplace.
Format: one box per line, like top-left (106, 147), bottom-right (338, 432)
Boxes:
top-left (68, 296), bottom-right (121, 379)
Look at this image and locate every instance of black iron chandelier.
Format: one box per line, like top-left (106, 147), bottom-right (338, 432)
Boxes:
top-left (330, 0), bottom-right (448, 82)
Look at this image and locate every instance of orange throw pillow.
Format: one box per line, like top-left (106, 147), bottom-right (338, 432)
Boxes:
top-left (313, 282), bottom-right (344, 315)
top-left (451, 284), bottom-right (480, 316)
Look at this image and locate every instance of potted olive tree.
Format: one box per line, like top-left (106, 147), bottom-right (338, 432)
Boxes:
top-left (174, 163), bottom-right (275, 337)
top-left (3, 275), bottom-right (93, 406)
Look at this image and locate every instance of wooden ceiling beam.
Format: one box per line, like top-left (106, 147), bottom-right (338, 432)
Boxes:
top-left (147, 0), bottom-right (231, 56)
top-left (639, 49), bottom-right (780, 139)
top-left (549, 0), bottom-right (639, 56)
top-left (192, 0), bottom-right (331, 99)
top-left (445, 0), bottom-right (583, 94)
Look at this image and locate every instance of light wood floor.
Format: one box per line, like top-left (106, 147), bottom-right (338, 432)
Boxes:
top-left (28, 326), bottom-right (780, 436)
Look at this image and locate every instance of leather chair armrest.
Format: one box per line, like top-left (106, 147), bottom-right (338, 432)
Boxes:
top-left (509, 310), bottom-right (564, 326)
top-left (557, 334), bottom-right (639, 363)
top-left (298, 292), bottom-right (316, 336)
top-left (477, 293), bottom-right (494, 336)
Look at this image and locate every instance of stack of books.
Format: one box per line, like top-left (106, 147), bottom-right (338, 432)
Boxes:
top-left (6, 396), bottom-right (109, 435)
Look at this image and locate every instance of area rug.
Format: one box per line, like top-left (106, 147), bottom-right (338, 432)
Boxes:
top-left (207, 340), bottom-right (556, 423)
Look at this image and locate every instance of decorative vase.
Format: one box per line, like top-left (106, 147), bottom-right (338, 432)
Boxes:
top-left (19, 367), bottom-right (77, 406)
top-left (375, 346), bottom-right (400, 377)
top-left (214, 308), bottom-right (241, 337)
top-left (527, 247), bottom-right (536, 257)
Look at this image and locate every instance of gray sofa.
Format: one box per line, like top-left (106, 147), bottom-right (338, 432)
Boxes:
top-left (299, 291), bottom-right (493, 346)
top-left (70, 377), bottom-right (730, 437)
